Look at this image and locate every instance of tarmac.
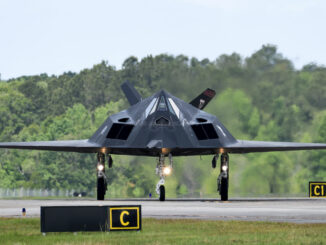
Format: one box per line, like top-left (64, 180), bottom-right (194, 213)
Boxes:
top-left (0, 198), bottom-right (326, 223)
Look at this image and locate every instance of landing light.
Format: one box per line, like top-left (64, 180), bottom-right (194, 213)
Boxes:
top-left (162, 148), bottom-right (170, 154)
top-left (222, 165), bottom-right (228, 172)
top-left (163, 166), bottom-right (172, 176)
top-left (97, 164), bottom-right (104, 171)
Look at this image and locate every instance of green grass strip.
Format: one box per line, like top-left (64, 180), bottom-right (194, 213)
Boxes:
top-left (1, 217), bottom-right (326, 244)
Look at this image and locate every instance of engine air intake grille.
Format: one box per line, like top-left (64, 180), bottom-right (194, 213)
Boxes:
top-left (191, 124), bottom-right (218, 140)
top-left (106, 123), bottom-right (134, 140)
top-left (155, 117), bottom-right (169, 125)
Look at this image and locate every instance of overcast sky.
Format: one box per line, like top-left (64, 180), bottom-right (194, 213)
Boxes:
top-left (0, 0), bottom-right (325, 79)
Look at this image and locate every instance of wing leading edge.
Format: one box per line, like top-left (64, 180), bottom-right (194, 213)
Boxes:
top-left (226, 140), bottom-right (326, 153)
top-left (0, 140), bottom-right (101, 153)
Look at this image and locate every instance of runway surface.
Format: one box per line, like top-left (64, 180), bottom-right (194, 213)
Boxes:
top-left (0, 198), bottom-right (326, 223)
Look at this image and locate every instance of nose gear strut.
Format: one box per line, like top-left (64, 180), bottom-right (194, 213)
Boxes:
top-left (97, 152), bottom-right (108, 200)
top-left (155, 153), bottom-right (173, 201)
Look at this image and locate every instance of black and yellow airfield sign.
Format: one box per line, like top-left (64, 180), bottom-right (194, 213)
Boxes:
top-left (309, 182), bottom-right (326, 198)
top-left (40, 205), bottom-right (141, 233)
top-left (109, 206), bottom-right (141, 231)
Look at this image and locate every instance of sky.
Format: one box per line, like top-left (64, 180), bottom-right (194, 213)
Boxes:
top-left (0, 0), bottom-right (325, 80)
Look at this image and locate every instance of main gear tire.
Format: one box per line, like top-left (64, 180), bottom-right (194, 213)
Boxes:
top-left (97, 177), bottom-right (106, 200)
top-left (159, 185), bottom-right (165, 201)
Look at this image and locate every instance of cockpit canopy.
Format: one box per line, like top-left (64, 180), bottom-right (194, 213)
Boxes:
top-left (145, 95), bottom-right (180, 119)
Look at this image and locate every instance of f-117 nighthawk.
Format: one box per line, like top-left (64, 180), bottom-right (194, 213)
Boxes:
top-left (1, 81), bottom-right (326, 201)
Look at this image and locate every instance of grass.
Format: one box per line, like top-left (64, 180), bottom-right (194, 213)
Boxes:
top-left (0, 218), bottom-right (326, 244)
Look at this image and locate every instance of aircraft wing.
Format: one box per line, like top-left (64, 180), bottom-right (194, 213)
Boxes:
top-left (226, 140), bottom-right (326, 153)
top-left (0, 140), bottom-right (101, 153)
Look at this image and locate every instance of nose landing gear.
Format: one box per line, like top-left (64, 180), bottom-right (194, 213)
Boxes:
top-left (156, 153), bottom-right (173, 201)
top-left (97, 152), bottom-right (108, 200)
top-left (212, 154), bottom-right (218, 168)
top-left (217, 153), bottom-right (229, 201)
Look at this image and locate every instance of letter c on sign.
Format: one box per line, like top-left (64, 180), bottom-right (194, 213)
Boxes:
top-left (120, 211), bottom-right (130, 226)
top-left (314, 185), bottom-right (320, 196)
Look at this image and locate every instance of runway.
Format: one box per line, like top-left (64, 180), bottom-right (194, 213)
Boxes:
top-left (0, 198), bottom-right (326, 223)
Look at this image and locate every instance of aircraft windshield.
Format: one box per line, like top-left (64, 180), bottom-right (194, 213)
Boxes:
top-left (147, 96), bottom-right (180, 117)
top-left (145, 98), bottom-right (158, 117)
top-left (168, 98), bottom-right (180, 118)
top-left (157, 96), bottom-right (167, 111)
top-left (167, 98), bottom-right (175, 115)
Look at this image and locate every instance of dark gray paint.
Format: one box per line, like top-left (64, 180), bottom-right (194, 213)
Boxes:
top-left (120, 81), bottom-right (142, 106)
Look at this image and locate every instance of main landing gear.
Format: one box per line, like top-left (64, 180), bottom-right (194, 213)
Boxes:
top-left (96, 152), bottom-right (113, 200)
top-left (215, 153), bottom-right (229, 201)
top-left (156, 153), bottom-right (173, 201)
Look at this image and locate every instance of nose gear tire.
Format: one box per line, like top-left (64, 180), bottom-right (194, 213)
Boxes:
top-left (159, 185), bottom-right (165, 201)
top-left (220, 177), bottom-right (228, 201)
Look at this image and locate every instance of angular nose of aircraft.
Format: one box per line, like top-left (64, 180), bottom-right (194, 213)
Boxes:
top-left (147, 90), bottom-right (183, 127)
top-left (144, 90), bottom-right (183, 149)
